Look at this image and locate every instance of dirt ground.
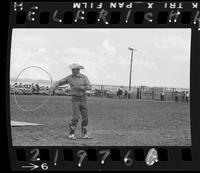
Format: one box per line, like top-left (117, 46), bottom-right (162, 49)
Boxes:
top-left (10, 95), bottom-right (191, 146)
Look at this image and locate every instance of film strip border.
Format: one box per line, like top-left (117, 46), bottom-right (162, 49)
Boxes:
top-left (11, 2), bottom-right (200, 30)
top-left (11, 147), bottom-right (193, 171)
top-left (8, 1), bottom-right (199, 171)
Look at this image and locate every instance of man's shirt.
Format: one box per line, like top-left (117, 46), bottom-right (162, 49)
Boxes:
top-left (54, 73), bottom-right (92, 96)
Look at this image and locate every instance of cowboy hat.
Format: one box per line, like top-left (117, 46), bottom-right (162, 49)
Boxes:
top-left (69, 63), bottom-right (84, 70)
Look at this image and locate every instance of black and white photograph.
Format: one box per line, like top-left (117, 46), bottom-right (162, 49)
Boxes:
top-left (10, 28), bottom-right (191, 146)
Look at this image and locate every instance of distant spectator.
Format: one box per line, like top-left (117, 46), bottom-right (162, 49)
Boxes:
top-left (35, 84), bottom-right (39, 90)
top-left (137, 88), bottom-right (139, 99)
top-left (128, 90), bottom-right (131, 99)
top-left (103, 90), bottom-right (107, 97)
top-left (117, 87), bottom-right (123, 99)
top-left (31, 83), bottom-right (34, 94)
top-left (120, 86), bottom-right (123, 99)
top-left (106, 90), bottom-right (110, 97)
top-left (116, 89), bottom-right (119, 99)
top-left (175, 91), bottom-right (179, 102)
top-left (182, 91), bottom-right (186, 102)
top-left (52, 89), bottom-right (55, 95)
top-left (160, 90), bottom-right (165, 101)
top-left (137, 88), bottom-right (142, 99)
top-left (34, 83), bottom-right (40, 95)
top-left (139, 88), bottom-right (142, 99)
top-left (94, 89), bottom-right (97, 97)
top-left (124, 90), bottom-right (128, 99)
top-left (185, 91), bottom-right (189, 103)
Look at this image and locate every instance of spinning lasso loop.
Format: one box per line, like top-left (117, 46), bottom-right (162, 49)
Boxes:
top-left (14, 66), bottom-right (53, 112)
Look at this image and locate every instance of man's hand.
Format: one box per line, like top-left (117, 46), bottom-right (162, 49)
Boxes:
top-left (73, 85), bottom-right (85, 90)
top-left (79, 85), bottom-right (85, 90)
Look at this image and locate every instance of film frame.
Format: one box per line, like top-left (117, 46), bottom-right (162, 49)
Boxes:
top-left (3, 0), bottom-right (200, 171)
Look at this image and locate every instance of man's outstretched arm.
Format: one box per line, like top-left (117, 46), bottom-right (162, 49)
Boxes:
top-left (51, 76), bottom-right (69, 91)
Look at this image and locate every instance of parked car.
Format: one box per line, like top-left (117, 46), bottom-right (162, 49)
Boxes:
top-left (10, 86), bottom-right (15, 95)
top-left (23, 84), bottom-right (32, 95)
top-left (86, 90), bottom-right (91, 96)
top-left (65, 89), bottom-right (71, 96)
top-left (13, 85), bottom-right (24, 95)
top-left (54, 88), bottom-right (67, 96)
top-left (39, 88), bottom-right (50, 95)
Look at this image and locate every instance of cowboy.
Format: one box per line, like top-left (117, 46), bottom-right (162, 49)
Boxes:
top-left (51, 63), bottom-right (92, 139)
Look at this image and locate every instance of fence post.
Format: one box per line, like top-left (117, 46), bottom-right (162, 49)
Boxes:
top-left (152, 88), bottom-right (154, 100)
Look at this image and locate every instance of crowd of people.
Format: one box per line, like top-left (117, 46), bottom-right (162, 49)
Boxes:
top-left (160, 90), bottom-right (189, 103)
top-left (116, 87), bottom-right (131, 99)
top-left (174, 91), bottom-right (190, 103)
top-left (116, 87), bottom-right (190, 103)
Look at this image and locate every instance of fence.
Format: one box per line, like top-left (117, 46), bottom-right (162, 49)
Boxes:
top-left (94, 87), bottom-right (189, 102)
top-left (10, 83), bottom-right (189, 102)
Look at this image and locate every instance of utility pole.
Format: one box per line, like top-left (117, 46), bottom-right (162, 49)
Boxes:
top-left (128, 47), bottom-right (137, 91)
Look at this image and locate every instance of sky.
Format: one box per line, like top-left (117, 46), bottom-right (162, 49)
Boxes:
top-left (10, 28), bottom-right (191, 88)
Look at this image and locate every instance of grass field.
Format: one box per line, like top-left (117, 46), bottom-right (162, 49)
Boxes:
top-left (10, 95), bottom-right (191, 146)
